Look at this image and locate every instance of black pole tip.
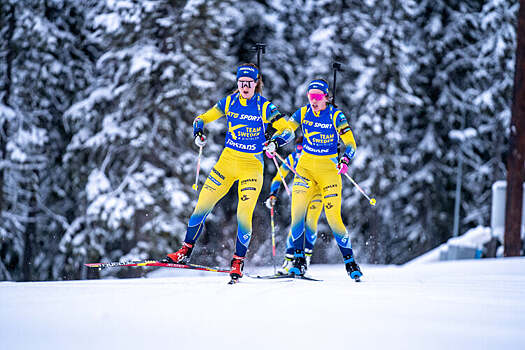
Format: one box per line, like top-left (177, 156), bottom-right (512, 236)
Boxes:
top-left (332, 62), bottom-right (343, 71)
top-left (253, 43), bottom-right (267, 54)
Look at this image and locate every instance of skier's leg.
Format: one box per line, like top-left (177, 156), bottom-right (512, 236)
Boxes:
top-left (290, 172), bottom-right (316, 251)
top-left (233, 156), bottom-right (264, 258)
top-left (185, 153), bottom-right (235, 244)
top-left (289, 163), bottom-right (316, 275)
top-left (165, 153), bottom-right (235, 263)
top-left (319, 168), bottom-right (354, 257)
top-left (317, 160), bottom-right (363, 280)
top-left (305, 191), bottom-right (323, 265)
top-left (285, 231), bottom-right (294, 256)
top-left (305, 191), bottom-right (323, 250)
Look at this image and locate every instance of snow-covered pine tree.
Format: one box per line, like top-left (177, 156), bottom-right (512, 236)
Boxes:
top-left (62, 0), bottom-right (241, 276)
top-left (0, 0), bottom-right (96, 280)
top-left (437, 0), bottom-right (517, 234)
top-left (317, 0), bottom-right (427, 263)
top-left (0, 0), bottom-right (17, 281)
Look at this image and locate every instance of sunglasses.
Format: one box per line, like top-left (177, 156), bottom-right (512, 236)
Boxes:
top-left (308, 93), bottom-right (327, 101)
top-left (238, 80), bottom-right (255, 88)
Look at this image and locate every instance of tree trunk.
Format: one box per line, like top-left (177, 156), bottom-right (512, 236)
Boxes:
top-left (505, 0), bottom-right (525, 257)
top-left (22, 192), bottom-right (37, 281)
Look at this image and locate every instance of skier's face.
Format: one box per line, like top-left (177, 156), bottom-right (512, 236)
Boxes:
top-left (308, 89), bottom-right (328, 112)
top-left (238, 78), bottom-right (256, 99)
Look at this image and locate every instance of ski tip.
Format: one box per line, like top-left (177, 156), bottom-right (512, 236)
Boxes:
top-left (84, 263), bottom-right (101, 268)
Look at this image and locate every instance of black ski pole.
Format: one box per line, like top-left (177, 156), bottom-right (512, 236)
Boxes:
top-left (332, 61), bottom-right (343, 105)
top-left (253, 43), bottom-right (266, 71)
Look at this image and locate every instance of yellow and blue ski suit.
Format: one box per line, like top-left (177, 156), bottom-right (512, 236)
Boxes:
top-left (288, 104), bottom-right (357, 257)
top-left (184, 92), bottom-right (293, 257)
top-left (268, 149), bottom-right (323, 255)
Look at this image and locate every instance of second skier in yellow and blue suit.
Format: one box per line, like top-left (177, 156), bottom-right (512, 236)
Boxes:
top-left (286, 79), bottom-right (363, 280)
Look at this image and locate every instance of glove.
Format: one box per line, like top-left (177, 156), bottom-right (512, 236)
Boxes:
top-left (193, 118), bottom-right (204, 137)
top-left (265, 194), bottom-right (278, 209)
top-left (194, 131), bottom-right (207, 147)
top-left (263, 139), bottom-right (278, 158)
top-left (337, 155), bottom-right (351, 175)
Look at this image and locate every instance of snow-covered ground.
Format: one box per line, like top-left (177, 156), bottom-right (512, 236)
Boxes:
top-left (1, 258), bottom-right (524, 350)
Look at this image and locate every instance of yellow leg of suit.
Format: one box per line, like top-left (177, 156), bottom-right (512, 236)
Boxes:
top-left (185, 148), bottom-right (263, 257)
top-left (290, 153), bottom-right (354, 257)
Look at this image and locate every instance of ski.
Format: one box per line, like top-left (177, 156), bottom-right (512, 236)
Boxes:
top-left (250, 273), bottom-right (322, 282)
top-left (84, 259), bottom-right (230, 274)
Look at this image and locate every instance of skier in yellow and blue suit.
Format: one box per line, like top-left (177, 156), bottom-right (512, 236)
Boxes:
top-left (264, 136), bottom-right (323, 273)
top-left (164, 63), bottom-right (294, 282)
top-left (285, 79), bottom-right (363, 280)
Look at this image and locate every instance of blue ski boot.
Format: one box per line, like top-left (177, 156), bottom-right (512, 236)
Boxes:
top-left (289, 250), bottom-right (307, 276)
top-left (344, 255), bottom-right (363, 282)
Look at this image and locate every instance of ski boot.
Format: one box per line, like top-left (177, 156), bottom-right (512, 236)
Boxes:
top-left (344, 255), bottom-right (363, 282)
top-left (305, 248), bottom-right (313, 269)
top-left (289, 250), bottom-right (307, 276)
top-left (277, 253), bottom-right (294, 275)
top-left (163, 242), bottom-right (193, 263)
top-left (229, 255), bottom-right (245, 283)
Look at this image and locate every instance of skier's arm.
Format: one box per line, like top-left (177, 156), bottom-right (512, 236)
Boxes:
top-left (194, 105), bottom-right (225, 127)
top-left (287, 108), bottom-right (302, 133)
top-left (266, 103), bottom-right (294, 147)
top-left (335, 111), bottom-right (356, 160)
top-left (192, 99), bottom-right (228, 143)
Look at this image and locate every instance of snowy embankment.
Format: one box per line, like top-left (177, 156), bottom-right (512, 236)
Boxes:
top-left (1, 258), bottom-right (524, 350)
